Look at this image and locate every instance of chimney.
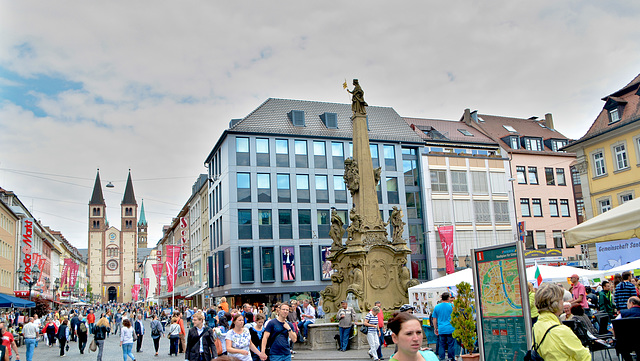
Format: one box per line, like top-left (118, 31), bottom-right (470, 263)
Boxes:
top-left (463, 108), bottom-right (471, 125)
top-left (544, 113), bottom-right (554, 130)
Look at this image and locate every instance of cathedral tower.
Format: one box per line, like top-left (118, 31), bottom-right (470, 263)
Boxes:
top-left (88, 170), bottom-right (106, 301)
top-left (120, 170), bottom-right (138, 302)
top-left (137, 200), bottom-right (148, 248)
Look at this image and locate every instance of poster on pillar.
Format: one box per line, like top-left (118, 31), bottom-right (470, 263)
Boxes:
top-left (281, 246), bottom-right (295, 282)
top-left (438, 226), bottom-right (455, 274)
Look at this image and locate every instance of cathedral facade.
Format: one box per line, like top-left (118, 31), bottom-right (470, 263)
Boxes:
top-left (88, 170), bottom-right (143, 303)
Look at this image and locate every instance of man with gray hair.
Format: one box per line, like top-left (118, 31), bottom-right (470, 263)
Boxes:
top-left (336, 301), bottom-right (355, 351)
top-left (23, 317), bottom-right (39, 361)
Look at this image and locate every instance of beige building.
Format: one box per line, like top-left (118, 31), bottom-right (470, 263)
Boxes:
top-left (88, 170), bottom-right (139, 303)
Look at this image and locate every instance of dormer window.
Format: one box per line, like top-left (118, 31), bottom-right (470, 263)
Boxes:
top-left (604, 97), bottom-right (626, 124)
top-left (288, 110), bottom-right (305, 127)
top-left (522, 137), bottom-right (543, 151)
top-left (510, 136), bottom-right (519, 149)
top-left (320, 112), bottom-right (338, 129)
top-left (609, 108), bottom-right (620, 123)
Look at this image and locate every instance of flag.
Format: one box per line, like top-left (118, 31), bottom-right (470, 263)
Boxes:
top-left (535, 263), bottom-right (543, 287)
top-left (438, 226), bottom-right (455, 274)
top-left (342, 79), bottom-right (348, 89)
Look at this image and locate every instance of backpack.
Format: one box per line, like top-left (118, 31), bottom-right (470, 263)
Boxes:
top-left (524, 324), bottom-right (559, 361)
top-left (79, 322), bottom-right (87, 333)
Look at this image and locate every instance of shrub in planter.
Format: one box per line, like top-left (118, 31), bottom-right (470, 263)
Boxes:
top-left (450, 281), bottom-right (477, 357)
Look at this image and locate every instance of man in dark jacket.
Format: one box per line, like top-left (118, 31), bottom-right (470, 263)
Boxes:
top-left (185, 312), bottom-right (216, 361)
top-left (70, 313), bottom-right (80, 342)
top-left (134, 314), bottom-right (145, 352)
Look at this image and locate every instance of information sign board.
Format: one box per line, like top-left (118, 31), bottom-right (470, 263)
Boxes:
top-left (472, 242), bottom-right (531, 361)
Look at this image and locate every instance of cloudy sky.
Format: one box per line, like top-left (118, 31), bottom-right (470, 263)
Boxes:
top-left (1, 1), bottom-right (639, 249)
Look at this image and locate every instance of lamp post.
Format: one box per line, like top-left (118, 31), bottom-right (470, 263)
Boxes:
top-left (16, 262), bottom-right (41, 315)
top-left (464, 255), bottom-right (471, 268)
top-left (53, 278), bottom-right (60, 309)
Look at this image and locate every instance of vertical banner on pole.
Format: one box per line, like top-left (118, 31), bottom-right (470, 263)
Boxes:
top-left (438, 226), bottom-right (455, 274)
top-left (142, 278), bottom-right (150, 300)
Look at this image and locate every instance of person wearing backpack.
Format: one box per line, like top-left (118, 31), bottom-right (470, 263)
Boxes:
top-left (531, 283), bottom-right (590, 361)
top-left (93, 316), bottom-right (111, 361)
top-left (77, 316), bottom-right (88, 354)
top-left (149, 314), bottom-right (164, 356)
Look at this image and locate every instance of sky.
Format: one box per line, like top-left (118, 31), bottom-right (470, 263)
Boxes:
top-left (1, 1), bottom-right (639, 250)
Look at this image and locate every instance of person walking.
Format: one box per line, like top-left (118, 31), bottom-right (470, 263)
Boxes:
top-left (57, 319), bottom-right (70, 357)
top-left (120, 319), bottom-right (136, 361)
top-left (615, 271), bottom-right (637, 311)
top-left (22, 317), bottom-right (38, 361)
top-left (167, 317), bottom-right (181, 356)
top-left (149, 314), bottom-right (163, 356)
top-left (262, 303), bottom-right (296, 361)
top-left (226, 314), bottom-right (262, 361)
top-left (364, 306), bottom-right (381, 361)
top-left (93, 316), bottom-right (111, 361)
top-left (432, 292), bottom-right (456, 361)
top-left (248, 313), bottom-right (266, 361)
top-left (44, 318), bottom-right (58, 347)
top-left (532, 283), bottom-right (590, 360)
top-left (337, 301), bottom-right (355, 352)
top-left (0, 322), bottom-right (19, 361)
top-left (134, 314), bottom-right (145, 352)
top-left (177, 312), bottom-right (187, 354)
top-left (185, 312), bottom-right (217, 361)
top-left (114, 310), bottom-right (123, 335)
top-left (87, 310), bottom-right (96, 335)
top-left (77, 316), bottom-right (88, 354)
top-left (69, 313), bottom-right (79, 342)
top-left (374, 301), bottom-right (384, 360)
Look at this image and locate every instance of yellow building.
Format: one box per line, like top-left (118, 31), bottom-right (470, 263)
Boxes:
top-left (0, 199), bottom-right (17, 295)
top-left (565, 73), bottom-right (640, 219)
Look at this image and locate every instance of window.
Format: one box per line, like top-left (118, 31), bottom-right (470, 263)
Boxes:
top-left (494, 201), bottom-right (510, 223)
top-left (432, 199), bottom-right (451, 223)
top-left (236, 137), bottom-right (250, 166)
top-left (523, 137), bottom-right (543, 151)
top-left (613, 143), bottom-right (629, 170)
top-left (313, 141), bottom-right (327, 168)
top-left (528, 167), bottom-right (538, 185)
top-left (386, 177), bottom-right (399, 204)
top-left (240, 247), bottom-right (254, 283)
top-left (294, 140), bottom-right (308, 168)
top-left (93, 208), bottom-right (100, 216)
top-left (593, 151), bottom-right (606, 177)
top-left (525, 230), bottom-right (534, 250)
top-left (551, 139), bottom-right (567, 152)
top-left (125, 207), bottom-right (133, 216)
top-left (471, 171), bottom-right (488, 194)
top-left (609, 108), bottom-right (620, 123)
top-left (334, 176), bottom-right (347, 203)
top-left (532, 198), bottom-right (543, 217)
top-left (560, 199), bottom-right (570, 217)
top-left (516, 166), bottom-right (527, 184)
top-left (553, 231), bottom-right (563, 248)
top-left (430, 170), bottom-right (448, 192)
top-left (256, 138), bottom-right (269, 166)
top-left (545, 167), bottom-right (555, 185)
top-left (406, 192), bottom-right (422, 218)
top-left (370, 144), bottom-right (379, 168)
top-left (277, 174), bottom-right (291, 203)
top-left (458, 129), bottom-right (473, 137)
top-left (258, 209), bottom-right (272, 239)
top-left (536, 231), bottom-right (546, 249)
top-left (383, 145), bottom-right (396, 170)
top-left (520, 198), bottom-right (531, 217)
top-left (556, 168), bottom-right (566, 186)
top-left (403, 159), bottom-right (419, 186)
top-left (278, 209), bottom-right (292, 239)
top-left (299, 245), bottom-right (314, 281)
top-left (503, 125), bottom-right (517, 133)
top-left (289, 110), bottom-right (305, 126)
top-left (549, 199), bottom-right (559, 217)
top-left (451, 171), bottom-right (468, 192)
top-left (296, 175), bottom-right (310, 203)
top-left (238, 210), bottom-right (252, 239)
top-left (298, 209), bottom-right (312, 239)
top-left (474, 200), bottom-right (491, 223)
top-left (261, 247), bottom-right (275, 282)
top-left (317, 210), bottom-right (330, 238)
top-left (257, 173), bottom-right (271, 202)
top-left (453, 200), bottom-right (472, 222)
top-left (332, 142), bottom-right (344, 169)
top-left (599, 198), bottom-right (611, 214)
top-left (275, 139), bottom-right (289, 167)
top-left (510, 136), bottom-right (519, 149)
top-left (620, 193), bottom-right (634, 204)
top-left (335, 209), bottom-right (348, 238)
top-left (237, 173), bottom-right (251, 202)
top-left (321, 112), bottom-right (338, 128)
top-left (315, 175), bottom-right (329, 203)
top-left (576, 198), bottom-right (585, 218)
top-left (571, 167), bottom-right (581, 185)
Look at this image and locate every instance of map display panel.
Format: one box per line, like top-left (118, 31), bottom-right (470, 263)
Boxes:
top-left (478, 259), bottom-right (522, 317)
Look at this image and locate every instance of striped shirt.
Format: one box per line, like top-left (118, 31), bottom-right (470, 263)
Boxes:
top-left (365, 312), bottom-right (378, 333)
top-left (614, 281), bottom-right (637, 310)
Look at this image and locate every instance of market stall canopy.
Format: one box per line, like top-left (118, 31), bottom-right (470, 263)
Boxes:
top-left (565, 197), bottom-right (640, 246)
top-left (525, 265), bottom-right (603, 283)
top-left (72, 301), bottom-right (90, 306)
top-left (602, 258), bottom-right (640, 275)
top-left (0, 293), bottom-right (35, 308)
top-left (408, 268), bottom-right (473, 291)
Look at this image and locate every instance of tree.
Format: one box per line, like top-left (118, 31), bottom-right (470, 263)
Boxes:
top-left (451, 281), bottom-right (477, 355)
top-left (86, 282), bottom-right (93, 296)
top-left (33, 297), bottom-right (51, 317)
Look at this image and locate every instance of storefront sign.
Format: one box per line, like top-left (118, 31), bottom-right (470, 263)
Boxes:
top-left (20, 218), bottom-right (35, 283)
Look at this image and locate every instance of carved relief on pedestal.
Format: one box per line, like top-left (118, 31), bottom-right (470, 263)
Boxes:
top-left (389, 206), bottom-right (406, 243)
top-left (373, 166), bottom-right (382, 186)
top-left (346, 205), bottom-right (362, 243)
top-left (575, 159), bottom-right (589, 175)
top-left (367, 258), bottom-right (391, 290)
top-left (343, 158), bottom-right (360, 196)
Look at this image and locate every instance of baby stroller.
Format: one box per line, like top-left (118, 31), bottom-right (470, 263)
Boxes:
top-left (334, 326), bottom-right (357, 351)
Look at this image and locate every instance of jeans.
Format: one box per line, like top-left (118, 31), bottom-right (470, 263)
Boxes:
top-left (170, 336), bottom-right (180, 355)
top-left (339, 326), bottom-right (351, 351)
top-left (269, 354), bottom-right (292, 361)
top-left (96, 339), bottom-right (105, 361)
top-left (78, 338), bottom-right (87, 353)
top-left (298, 320), bottom-right (312, 339)
top-left (122, 342), bottom-right (135, 361)
top-left (89, 323), bottom-right (94, 334)
top-left (437, 334), bottom-right (456, 361)
top-left (366, 331), bottom-right (380, 360)
top-left (377, 331), bottom-right (384, 359)
top-left (59, 339), bottom-right (67, 356)
top-left (153, 337), bottom-right (160, 353)
top-left (25, 338), bottom-right (36, 361)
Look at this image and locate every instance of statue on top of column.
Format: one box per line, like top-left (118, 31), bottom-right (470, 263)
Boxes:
top-left (346, 79), bottom-right (368, 116)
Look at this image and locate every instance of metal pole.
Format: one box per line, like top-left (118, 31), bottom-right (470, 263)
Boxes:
top-left (172, 231), bottom-right (175, 310)
top-left (28, 284), bottom-right (32, 316)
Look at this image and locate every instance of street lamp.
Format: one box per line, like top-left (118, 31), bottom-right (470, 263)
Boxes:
top-left (16, 262), bottom-right (41, 315)
top-left (464, 256), bottom-right (471, 268)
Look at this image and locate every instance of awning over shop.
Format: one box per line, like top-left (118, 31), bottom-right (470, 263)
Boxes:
top-left (184, 286), bottom-right (206, 299)
top-left (0, 293), bottom-right (36, 308)
top-left (565, 197), bottom-right (640, 246)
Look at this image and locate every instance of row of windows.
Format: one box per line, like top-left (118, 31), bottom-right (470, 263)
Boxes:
top-left (0, 214), bottom-right (14, 233)
top-left (239, 245), bottom-right (320, 283)
top-left (236, 137), bottom-right (398, 170)
top-left (503, 134), bottom-right (567, 152)
top-left (524, 230), bottom-right (567, 250)
top-left (431, 199), bottom-right (510, 224)
top-left (0, 240), bottom-right (13, 260)
top-left (515, 166), bottom-right (566, 186)
top-left (597, 192), bottom-right (634, 215)
top-left (520, 198), bottom-right (570, 217)
top-left (592, 138), bottom-right (640, 177)
top-left (430, 170), bottom-right (509, 194)
top-left (0, 269), bottom-right (10, 288)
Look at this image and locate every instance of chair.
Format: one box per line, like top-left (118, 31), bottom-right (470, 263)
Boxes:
top-left (570, 317), bottom-right (614, 361)
top-left (612, 317), bottom-right (640, 361)
top-left (593, 312), bottom-right (611, 336)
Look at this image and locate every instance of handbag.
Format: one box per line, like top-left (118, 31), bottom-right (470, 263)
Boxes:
top-left (89, 339), bottom-right (97, 352)
top-left (524, 324), bottom-right (559, 361)
top-left (359, 325), bottom-right (368, 334)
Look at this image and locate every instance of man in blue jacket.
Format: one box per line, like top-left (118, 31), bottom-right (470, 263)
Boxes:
top-left (134, 314), bottom-right (145, 352)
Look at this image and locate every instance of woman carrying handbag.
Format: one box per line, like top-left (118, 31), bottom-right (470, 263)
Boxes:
top-left (167, 317), bottom-right (181, 356)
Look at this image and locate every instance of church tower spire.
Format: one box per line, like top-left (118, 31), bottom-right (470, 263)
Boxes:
top-left (90, 169), bottom-right (105, 205)
top-left (138, 199), bottom-right (148, 248)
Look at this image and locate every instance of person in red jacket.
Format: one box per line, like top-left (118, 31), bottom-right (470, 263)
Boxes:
top-left (43, 318), bottom-right (58, 347)
top-left (87, 311), bottom-right (96, 334)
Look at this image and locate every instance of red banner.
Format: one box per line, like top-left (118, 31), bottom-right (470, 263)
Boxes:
top-left (131, 284), bottom-right (141, 301)
top-left (166, 245), bottom-right (181, 291)
top-left (69, 261), bottom-right (79, 289)
top-left (20, 218), bottom-right (35, 284)
top-left (37, 255), bottom-right (47, 283)
top-left (142, 278), bottom-right (150, 299)
top-left (438, 226), bottom-right (455, 274)
top-left (62, 258), bottom-right (72, 287)
top-left (152, 263), bottom-right (164, 294)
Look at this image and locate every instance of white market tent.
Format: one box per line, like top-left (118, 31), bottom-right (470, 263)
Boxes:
top-left (525, 264), bottom-right (603, 283)
top-left (565, 197), bottom-right (640, 246)
top-left (409, 268), bottom-right (473, 291)
top-left (602, 258), bottom-right (640, 275)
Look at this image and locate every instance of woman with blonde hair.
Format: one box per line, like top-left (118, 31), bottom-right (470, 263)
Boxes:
top-left (532, 283), bottom-right (590, 361)
top-left (93, 316), bottom-right (111, 361)
top-left (167, 316), bottom-right (181, 356)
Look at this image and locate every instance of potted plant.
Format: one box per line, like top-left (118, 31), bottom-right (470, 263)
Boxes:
top-left (450, 281), bottom-right (479, 361)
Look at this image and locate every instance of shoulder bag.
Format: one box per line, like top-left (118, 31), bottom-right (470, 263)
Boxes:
top-left (524, 324), bottom-right (560, 361)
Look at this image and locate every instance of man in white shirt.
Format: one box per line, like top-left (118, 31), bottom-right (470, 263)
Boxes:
top-left (23, 317), bottom-right (39, 361)
top-left (297, 299), bottom-right (315, 342)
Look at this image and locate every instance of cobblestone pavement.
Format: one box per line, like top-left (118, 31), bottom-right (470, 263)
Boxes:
top-left (14, 320), bottom-right (613, 361)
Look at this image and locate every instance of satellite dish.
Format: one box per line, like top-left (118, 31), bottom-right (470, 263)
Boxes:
top-left (106, 182), bottom-right (115, 188)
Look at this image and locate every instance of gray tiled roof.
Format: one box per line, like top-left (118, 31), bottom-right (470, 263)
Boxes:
top-left (137, 247), bottom-right (153, 263)
top-left (78, 249), bottom-right (88, 262)
top-left (229, 98), bottom-right (425, 144)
